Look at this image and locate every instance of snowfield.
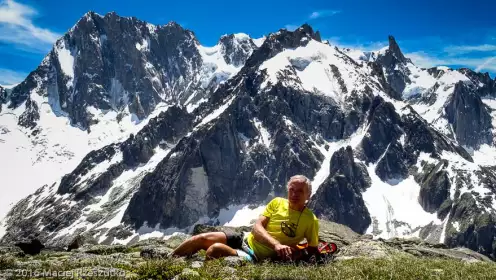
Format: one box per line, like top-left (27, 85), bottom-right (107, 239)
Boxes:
top-left (259, 40), bottom-right (369, 104)
top-left (0, 95), bottom-right (171, 226)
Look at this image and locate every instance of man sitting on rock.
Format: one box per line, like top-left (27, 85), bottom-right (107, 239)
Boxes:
top-left (171, 175), bottom-right (320, 262)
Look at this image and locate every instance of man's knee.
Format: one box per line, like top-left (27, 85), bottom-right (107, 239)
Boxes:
top-left (207, 243), bottom-right (224, 252)
top-left (205, 243), bottom-right (224, 258)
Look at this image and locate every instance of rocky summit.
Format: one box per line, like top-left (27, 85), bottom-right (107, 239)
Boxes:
top-left (0, 221), bottom-right (495, 280)
top-left (0, 10), bottom-right (495, 268)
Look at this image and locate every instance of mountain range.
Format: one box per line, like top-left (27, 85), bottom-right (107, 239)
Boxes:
top-left (0, 11), bottom-right (495, 260)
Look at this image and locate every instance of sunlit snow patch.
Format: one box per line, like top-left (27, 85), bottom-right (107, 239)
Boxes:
top-left (362, 162), bottom-right (441, 239)
top-left (55, 40), bottom-right (75, 87)
top-left (0, 96), bottom-right (170, 224)
top-left (196, 96), bottom-right (236, 128)
top-left (258, 40), bottom-right (366, 103)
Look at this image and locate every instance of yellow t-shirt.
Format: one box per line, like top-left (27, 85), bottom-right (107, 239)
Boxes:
top-left (246, 197), bottom-right (319, 260)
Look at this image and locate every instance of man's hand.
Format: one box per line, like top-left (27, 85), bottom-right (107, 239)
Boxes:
top-left (274, 244), bottom-right (293, 261)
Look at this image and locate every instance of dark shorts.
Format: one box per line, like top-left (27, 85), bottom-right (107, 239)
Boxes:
top-left (223, 231), bottom-right (257, 262)
top-left (224, 231), bottom-right (244, 249)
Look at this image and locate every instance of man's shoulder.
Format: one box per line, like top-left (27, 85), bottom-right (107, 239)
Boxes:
top-left (303, 207), bottom-right (319, 221)
top-left (268, 197), bottom-right (286, 205)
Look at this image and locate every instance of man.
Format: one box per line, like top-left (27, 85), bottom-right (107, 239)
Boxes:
top-left (170, 175), bottom-right (320, 262)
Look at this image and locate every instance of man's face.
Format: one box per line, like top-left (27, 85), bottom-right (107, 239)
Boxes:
top-left (287, 179), bottom-right (308, 206)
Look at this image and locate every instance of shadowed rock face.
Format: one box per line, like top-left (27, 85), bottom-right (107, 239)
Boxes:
top-left (2, 12), bottom-right (257, 130)
top-left (357, 96), bottom-right (474, 183)
top-left (357, 96), bottom-right (404, 164)
top-left (374, 36), bottom-right (412, 97)
top-left (219, 34), bottom-right (257, 67)
top-left (415, 160), bottom-right (451, 213)
top-left (6, 13), bottom-right (198, 129)
top-left (14, 239), bottom-right (45, 256)
top-left (17, 97), bottom-right (40, 129)
top-left (308, 146), bottom-right (372, 234)
top-left (445, 81), bottom-right (493, 148)
top-left (444, 192), bottom-right (496, 260)
top-left (0, 85), bottom-right (6, 112)
top-left (458, 68), bottom-right (496, 98)
top-left (375, 140), bottom-right (409, 182)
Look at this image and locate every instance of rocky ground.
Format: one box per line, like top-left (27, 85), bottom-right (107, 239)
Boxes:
top-left (0, 221), bottom-right (495, 279)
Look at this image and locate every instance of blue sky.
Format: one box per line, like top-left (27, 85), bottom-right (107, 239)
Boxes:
top-left (0, 0), bottom-right (495, 85)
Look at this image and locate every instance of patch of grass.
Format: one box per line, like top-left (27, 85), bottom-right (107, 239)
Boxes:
top-left (232, 256), bottom-right (496, 280)
top-left (85, 245), bottom-right (133, 255)
top-left (134, 259), bottom-right (186, 280)
top-left (3, 252), bottom-right (496, 280)
top-left (0, 255), bottom-right (17, 270)
top-left (28, 252), bottom-right (50, 261)
top-left (127, 247), bottom-right (142, 253)
top-left (129, 255), bottom-right (496, 280)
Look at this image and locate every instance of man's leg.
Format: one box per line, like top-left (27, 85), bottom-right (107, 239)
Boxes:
top-left (171, 232), bottom-right (227, 257)
top-left (205, 243), bottom-right (238, 260)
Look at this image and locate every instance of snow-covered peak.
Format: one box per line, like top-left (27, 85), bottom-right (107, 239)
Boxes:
top-left (341, 48), bottom-right (379, 63)
top-left (68, 11), bottom-right (103, 33)
top-left (84, 11), bottom-right (103, 19)
top-left (253, 36), bottom-right (266, 47)
top-left (0, 84), bottom-right (18, 90)
top-left (258, 39), bottom-right (375, 102)
top-left (386, 35), bottom-right (409, 63)
top-left (435, 66), bottom-right (451, 71)
top-left (232, 33), bottom-right (250, 41)
top-left (196, 43), bottom-right (243, 88)
top-left (217, 33), bottom-right (258, 66)
top-left (191, 32), bottom-right (258, 96)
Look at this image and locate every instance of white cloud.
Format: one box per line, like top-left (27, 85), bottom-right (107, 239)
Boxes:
top-left (0, 68), bottom-right (27, 85)
top-left (308, 10), bottom-right (341, 20)
top-left (405, 51), bottom-right (447, 68)
top-left (444, 44), bottom-right (496, 55)
top-left (406, 51), bottom-right (496, 72)
top-left (0, 0), bottom-right (60, 53)
top-left (285, 9), bottom-right (341, 32)
top-left (325, 36), bottom-right (387, 52)
top-left (475, 57), bottom-right (496, 72)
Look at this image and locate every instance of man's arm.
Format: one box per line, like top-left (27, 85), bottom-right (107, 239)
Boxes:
top-left (251, 215), bottom-right (279, 248)
top-left (251, 215), bottom-right (293, 260)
